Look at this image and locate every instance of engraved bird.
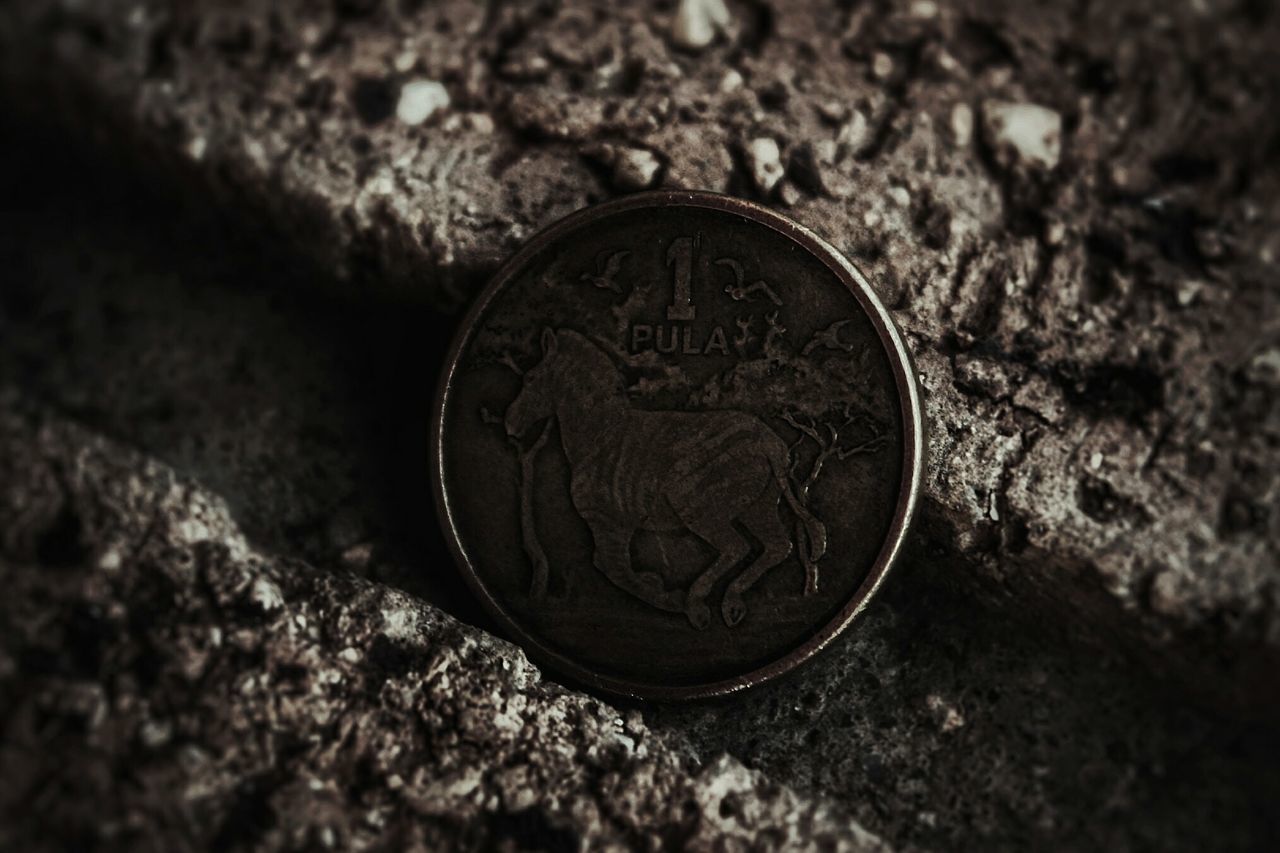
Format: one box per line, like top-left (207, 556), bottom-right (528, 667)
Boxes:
top-left (580, 250), bottom-right (631, 294)
top-left (802, 319), bottom-right (855, 356)
top-left (716, 258), bottom-right (783, 306)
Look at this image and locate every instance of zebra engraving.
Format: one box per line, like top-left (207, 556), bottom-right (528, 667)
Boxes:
top-left (504, 328), bottom-right (828, 629)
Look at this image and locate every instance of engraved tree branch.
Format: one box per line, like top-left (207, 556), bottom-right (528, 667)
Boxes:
top-left (763, 311), bottom-right (787, 358)
top-left (732, 315), bottom-right (754, 356)
top-left (497, 352), bottom-right (525, 376)
top-left (514, 420), bottom-right (553, 599)
top-left (468, 327), bottom-right (537, 376)
top-left (781, 403), bottom-right (888, 500)
top-left (480, 405), bottom-right (553, 599)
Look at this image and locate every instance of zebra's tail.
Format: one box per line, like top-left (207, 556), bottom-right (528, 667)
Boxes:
top-left (772, 456), bottom-right (828, 595)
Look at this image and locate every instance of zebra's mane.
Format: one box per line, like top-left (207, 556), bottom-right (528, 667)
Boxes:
top-left (554, 330), bottom-right (626, 398)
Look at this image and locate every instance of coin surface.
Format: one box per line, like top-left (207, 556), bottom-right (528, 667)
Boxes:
top-left (432, 192), bottom-right (922, 700)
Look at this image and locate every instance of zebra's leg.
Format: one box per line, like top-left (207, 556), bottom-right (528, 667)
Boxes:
top-left (584, 514), bottom-right (684, 614)
top-left (684, 516), bottom-right (751, 630)
top-left (722, 496), bottom-right (793, 627)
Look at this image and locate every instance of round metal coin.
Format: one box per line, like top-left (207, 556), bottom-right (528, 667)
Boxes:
top-left (432, 191), bottom-right (923, 700)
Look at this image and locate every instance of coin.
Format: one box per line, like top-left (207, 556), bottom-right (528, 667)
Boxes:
top-left (432, 191), bottom-right (923, 700)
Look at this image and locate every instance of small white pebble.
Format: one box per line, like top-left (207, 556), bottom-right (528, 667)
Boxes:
top-left (1089, 452), bottom-right (1104, 470)
top-left (888, 185), bottom-right (911, 207)
top-left (341, 543), bottom-right (374, 568)
top-left (911, 0), bottom-right (939, 18)
top-left (396, 79), bottom-right (450, 126)
top-left (186, 136), bottom-right (207, 162)
top-left (872, 52), bottom-right (894, 80)
top-left (300, 23), bottom-right (324, 47)
top-left (1176, 279), bottom-right (1203, 307)
top-left (983, 101), bottom-right (1062, 170)
top-left (672, 0), bottom-right (732, 51)
top-left (935, 49), bottom-right (961, 75)
top-left (719, 68), bottom-right (744, 93)
top-left (925, 694), bottom-right (965, 732)
top-left (613, 147), bottom-right (663, 191)
top-left (1044, 219), bottom-right (1066, 246)
top-left (382, 606), bottom-right (418, 642)
top-left (839, 109), bottom-right (869, 152)
top-left (746, 137), bottom-right (784, 194)
top-left (950, 103), bottom-right (973, 147)
top-left (1108, 164), bottom-right (1132, 192)
top-left (864, 209), bottom-right (882, 228)
top-left (817, 100), bottom-right (846, 124)
top-left (340, 647), bottom-right (361, 664)
top-left (251, 577), bottom-right (284, 612)
top-left (244, 139), bottom-right (268, 171)
top-left (393, 51), bottom-right (417, 73)
top-left (139, 719), bottom-right (172, 748)
top-left (1247, 348), bottom-right (1280, 384)
top-left (1148, 570), bottom-right (1184, 616)
top-left (98, 548), bottom-right (122, 571)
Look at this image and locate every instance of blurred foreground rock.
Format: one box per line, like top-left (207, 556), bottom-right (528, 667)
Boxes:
top-left (0, 393), bottom-right (888, 851)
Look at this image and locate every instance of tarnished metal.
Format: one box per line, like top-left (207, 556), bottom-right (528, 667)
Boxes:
top-left (432, 191), bottom-right (923, 700)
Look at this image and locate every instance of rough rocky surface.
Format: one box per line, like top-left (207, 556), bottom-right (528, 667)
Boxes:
top-left (0, 393), bottom-right (891, 852)
top-left (2, 0), bottom-right (1277, 713)
top-left (3, 119), bottom-right (1279, 853)
top-left (1, 0), bottom-right (1279, 849)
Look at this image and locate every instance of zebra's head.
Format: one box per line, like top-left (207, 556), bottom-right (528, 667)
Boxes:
top-left (505, 328), bottom-right (565, 439)
top-left (505, 328), bottom-right (624, 439)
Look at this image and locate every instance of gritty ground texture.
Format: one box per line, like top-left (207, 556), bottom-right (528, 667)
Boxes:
top-left (0, 395), bottom-right (891, 852)
top-left (0, 0), bottom-right (1279, 849)
top-left (4, 140), bottom-right (1278, 850)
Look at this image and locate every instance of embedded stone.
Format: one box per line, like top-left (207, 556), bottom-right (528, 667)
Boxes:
top-left (746, 137), bottom-right (785, 194)
top-left (981, 100), bottom-right (1062, 171)
top-left (671, 0), bottom-right (731, 51)
top-left (396, 79), bottom-right (449, 126)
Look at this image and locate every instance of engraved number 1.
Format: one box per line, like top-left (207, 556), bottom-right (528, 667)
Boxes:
top-left (666, 235), bottom-right (697, 320)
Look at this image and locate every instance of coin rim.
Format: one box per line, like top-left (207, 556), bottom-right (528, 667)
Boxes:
top-left (432, 190), bottom-right (924, 701)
